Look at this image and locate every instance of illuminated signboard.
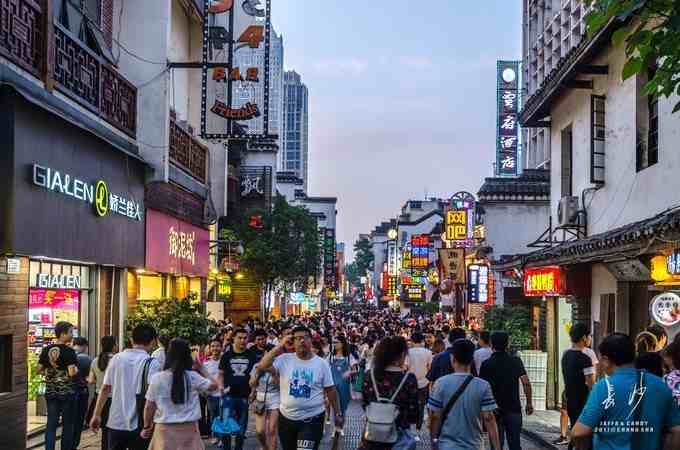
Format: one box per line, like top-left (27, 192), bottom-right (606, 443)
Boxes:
top-left (323, 229), bottom-right (337, 289)
top-left (468, 264), bottom-right (489, 303)
top-left (650, 292), bottom-right (680, 327)
top-left (667, 250), bottom-right (680, 275)
top-left (446, 192), bottom-right (475, 248)
top-left (496, 60), bottom-right (521, 177)
top-left (387, 240), bottom-right (398, 276)
top-left (523, 266), bottom-right (564, 297)
top-left (406, 284), bottom-right (425, 301)
top-left (411, 235), bottom-right (429, 268)
top-left (387, 276), bottom-right (399, 297)
top-left (201, 0), bottom-right (273, 139)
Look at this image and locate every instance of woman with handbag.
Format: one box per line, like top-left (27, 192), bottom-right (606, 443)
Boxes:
top-left (250, 366), bottom-right (280, 450)
top-left (360, 336), bottom-right (418, 450)
top-left (141, 338), bottom-right (219, 450)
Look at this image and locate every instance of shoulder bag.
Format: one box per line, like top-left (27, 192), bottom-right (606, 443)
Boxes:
top-left (135, 357), bottom-right (154, 431)
top-left (434, 375), bottom-right (474, 440)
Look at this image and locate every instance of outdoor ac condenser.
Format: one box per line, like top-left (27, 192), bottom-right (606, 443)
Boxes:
top-left (557, 196), bottom-right (580, 226)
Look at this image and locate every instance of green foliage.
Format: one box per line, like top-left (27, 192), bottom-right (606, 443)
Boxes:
top-left (27, 351), bottom-right (44, 401)
top-left (585, 0), bottom-right (680, 112)
top-left (126, 293), bottom-right (219, 345)
top-left (353, 237), bottom-right (374, 278)
top-left (343, 262), bottom-right (360, 289)
top-left (421, 300), bottom-right (441, 315)
top-left (484, 305), bottom-right (533, 351)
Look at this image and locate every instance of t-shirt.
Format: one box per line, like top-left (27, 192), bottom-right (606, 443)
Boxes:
top-left (251, 344), bottom-right (274, 363)
top-left (146, 370), bottom-right (212, 424)
top-left (428, 374), bottom-right (497, 450)
top-left (38, 344), bottom-right (78, 397)
top-left (219, 348), bottom-right (257, 398)
top-left (151, 347), bottom-right (166, 371)
top-left (427, 349), bottom-right (454, 383)
top-left (103, 348), bottom-right (161, 431)
top-left (479, 351), bottom-right (527, 413)
top-left (473, 347), bottom-right (492, 375)
top-left (74, 351), bottom-right (93, 392)
top-left (407, 346), bottom-right (433, 389)
top-left (203, 358), bottom-right (222, 398)
top-left (273, 353), bottom-right (334, 421)
top-left (562, 349), bottom-right (595, 412)
top-left (578, 368), bottom-right (680, 450)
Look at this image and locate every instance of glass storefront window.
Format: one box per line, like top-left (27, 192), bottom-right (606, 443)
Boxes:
top-left (138, 275), bottom-right (165, 300)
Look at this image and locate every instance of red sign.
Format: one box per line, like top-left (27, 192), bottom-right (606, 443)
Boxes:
top-left (523, 266), bottom-right (564, 297)
top-left (146, 209), bottom-right (210, 277)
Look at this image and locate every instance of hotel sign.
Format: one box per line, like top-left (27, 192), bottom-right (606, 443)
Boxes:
top-left (523, 266), bottom-right (564, 297)
top-left (32, 164), bottom-right (142, 221)
top-left (496, 61), bottom-right (520, 177)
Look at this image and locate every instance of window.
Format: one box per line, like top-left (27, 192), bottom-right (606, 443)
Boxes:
top-left (637, 68), bottom-right (659, 171)
top-left (590, 95), bottom-right (606, 184)
top-left (561, 126), bottom-right (573, 197)
top-left (56, 0), bottom-right (113, 63)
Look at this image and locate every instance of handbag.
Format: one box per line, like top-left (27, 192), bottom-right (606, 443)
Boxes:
top-left (254, 373), bottom-right (269, 416)
top-left (363, 369), bottom-right (409, 444)
top-left (212, 398), bottom-right (241, 436)
top-left (433, 374), bottom-right (474, 440)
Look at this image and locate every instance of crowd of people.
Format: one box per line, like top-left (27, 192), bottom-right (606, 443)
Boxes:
top-left (36, 306), bottom-right (680, 450)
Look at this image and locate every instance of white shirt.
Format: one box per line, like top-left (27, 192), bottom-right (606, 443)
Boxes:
top-left (103, 348), bottom-right (160, 431)
top-left (146, 370), bottom-right (211, 424)
top-left (407, 346), bottom-right (433, 389)
top-left (203, 358), bottom-right (222, 398)
top-left (582, 347), bottom-right (599, 367)
top-left (273, 353), bottom-right (334, 421)
top-left (473, 347), bottom-right (492, 374)
top-left (152, 347), bottom-right (166, 371)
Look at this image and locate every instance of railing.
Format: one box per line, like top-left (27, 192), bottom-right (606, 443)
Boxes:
top-left (0, 1), bottom-right (137, 138)
top-left (169, 114), bottom-right (208, 183)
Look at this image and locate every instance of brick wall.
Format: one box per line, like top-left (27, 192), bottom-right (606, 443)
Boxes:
top-left (0, 255), bottom-right (29, 449)
top-left (102, 0), bottom-right (114, 48)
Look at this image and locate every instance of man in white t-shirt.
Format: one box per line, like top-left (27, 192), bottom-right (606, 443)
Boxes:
top-left (203, 338), bottom-right (223, 445)
top-left (258, 325), bottom-right (341, 450)
top-left (473, 331), bottom-right (493, 375)
top-left (407, 332), bottom-right (432, 439)
top-left (90, 324), bottom-right (160, 450)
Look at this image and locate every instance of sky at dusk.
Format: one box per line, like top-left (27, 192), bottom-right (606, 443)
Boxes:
top-left (274, 1), bottom-right (522, 259)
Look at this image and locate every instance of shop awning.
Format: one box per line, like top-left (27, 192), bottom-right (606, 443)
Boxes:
top-left (493, 205), bottom-right (680, 271)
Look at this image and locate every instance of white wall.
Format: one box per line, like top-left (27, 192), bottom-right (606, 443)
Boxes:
top-left (397, 214), bottom-right (443, 248)
top-left (549, 43), bottom-right (680, 236)
top-left (590, 263), bottom-right (617, 329)
top-left (484, 203), bottom-right (550, 259)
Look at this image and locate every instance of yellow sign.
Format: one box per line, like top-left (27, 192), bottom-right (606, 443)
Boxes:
top-left (94, 180), bottom-right (109, 217)
top-left (446, 210), bottom-right (468, 241)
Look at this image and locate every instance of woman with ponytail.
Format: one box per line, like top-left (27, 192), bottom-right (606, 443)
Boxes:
top-left (141, 338), bottom-right (219, 450)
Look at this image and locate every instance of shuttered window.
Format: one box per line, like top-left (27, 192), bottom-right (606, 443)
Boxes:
top-left (591, 95), bottom-right (606, 184)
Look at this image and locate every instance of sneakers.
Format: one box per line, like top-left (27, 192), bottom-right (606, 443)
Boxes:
top-left (552, 436), bottom-right (569, 445)
top-left (414, 435), bottom-right (421, 442)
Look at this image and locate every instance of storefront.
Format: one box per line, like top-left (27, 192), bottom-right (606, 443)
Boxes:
top-left (0, 86), bottom-right (147, 443)
top-left (132, 208), bottom-right (210, 307)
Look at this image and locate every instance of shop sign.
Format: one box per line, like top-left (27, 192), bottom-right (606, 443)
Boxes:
top-left (468, 264), bottom-right (489, 303)
top-left (6, 258), bottom-right (21, 274)
top-left (32, 164), bottom-right (142, 221)
top-left (406, 284), bottom-right (425, 301)
top-left (445, 192), bottom-right (475, 247)
top-left (146, 209), bottom-right (210, 277)
top-left (217, 276), bottom-right (232, 300)
top-left (387, 276), bottom-right (398, 297)
top-left (323, 229), bottom-right (337, 289)
top-left (411, 235), bottom-right (429, 268)
top-left (496, 60), bottom-right (520, 177)
top-left (667, 250), bottom-right (680, 275)
top-left (438, 249), bottom-right (465, 283)
top-left (387, 240), bottom-right (398, 276)
top-left (650, 292), bottom-right (680, 327)
top-left (523, 266), bottom-right (564, 297)
top-left (37, 273), bottom-right (81, 289)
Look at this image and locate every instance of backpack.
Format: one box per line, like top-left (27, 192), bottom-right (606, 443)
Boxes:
top-left (363, 369), bottom-right (409, 444)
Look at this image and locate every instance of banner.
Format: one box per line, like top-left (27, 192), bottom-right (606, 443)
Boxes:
top-left (496, 60), bottom-right (521, 177)
top-left (438, 249), bottom-right (466, 283)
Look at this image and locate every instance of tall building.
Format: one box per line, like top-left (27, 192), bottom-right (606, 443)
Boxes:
top-left (233, 28), bottom-right (284, 148)
top-left (281, 70), bottom-right (310, 192)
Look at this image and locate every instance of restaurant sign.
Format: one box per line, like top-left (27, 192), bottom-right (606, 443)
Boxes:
top-left (650, 292), bottom-right (680, 328)
top-left (146, 209), bottom-right (210, 277)
top-left (496, 60), bottom-right (520, 177)
top-left (523, 266), bottom-right (564, 297)
top-left (468, 264), bottom-right (489, 304)
top-left (32, 164), bottom-right (142, 221)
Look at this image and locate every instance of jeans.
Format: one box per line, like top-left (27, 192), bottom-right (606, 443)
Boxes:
top-left (222, 396), bottom-right (249, 450)
top-left (45, 394), bottom-right (76, 450)
top-left (73, 388), bottom-right (89, 449)
top-left (416, 387), bottom-right (429, 430)
top-left (496, 410), bottom-right (522, 450)
top-left (207, 396), bottom-right (221, 437)
top-left (278, 412), bottom-right (325, 450)
top-left (108, 428), bottom-right (150, 450)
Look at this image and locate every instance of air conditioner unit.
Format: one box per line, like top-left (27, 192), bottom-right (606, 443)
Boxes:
top-left (557, 196), bottom-right (580, 226)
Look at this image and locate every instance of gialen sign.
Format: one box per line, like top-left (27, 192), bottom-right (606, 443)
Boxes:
top-left (32, 164), bottom-right (142, 221)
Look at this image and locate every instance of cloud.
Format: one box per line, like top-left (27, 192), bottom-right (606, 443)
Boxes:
top-left (311, 59), bottom-right (368, 77)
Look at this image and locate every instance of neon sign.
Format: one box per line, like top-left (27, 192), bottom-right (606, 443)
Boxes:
top-left (524, 267), bottom-right (564, 297)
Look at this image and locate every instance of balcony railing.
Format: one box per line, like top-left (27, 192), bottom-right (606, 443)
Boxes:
top-left (0, 1), bottom-right (137, 138)
top-left (169, 114), bottom-right (208, 183)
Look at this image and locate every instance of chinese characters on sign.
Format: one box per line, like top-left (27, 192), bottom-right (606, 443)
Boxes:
top-left (387, 276), bottom-right (398, 298)
top-left (446, 210), bottom-right (468, 241)
top-left (496, 61), bottom-right (521, 177)
top-left (438, 249), bottom-right (466, 283)
top-left (523, 266), bottom-right (564, 297)
top-left (445, 192), bottom-right (476, 248)
top-left (323, 229), bottom-right (337, 290)
top-left (468, 264), bottom-right (489, 304)
top-left (411, 235), bottom-right (429, 268)
top-left (201, 0), bottom-right (273, 139)
top-left (387, 240), bottom-right (398, 276)
top-left (667, 250), bottom-right (680, 275)
top-left (169, 227), bottom-right (196, 266)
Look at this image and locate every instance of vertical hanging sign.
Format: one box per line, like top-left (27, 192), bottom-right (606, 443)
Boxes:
top-left (201, 0), bottom-right (273, 140)
top-left (496, 60), bottom-right (520, 177)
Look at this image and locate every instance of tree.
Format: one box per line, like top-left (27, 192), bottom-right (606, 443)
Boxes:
top-left (344, 261), bottom-right (360, 290)
top-left (126, 293), bottom-right (219, 345)
top-left (353, 236), bottom-right (374, 277)
top-left (585, 1), bottom-right (680, 112)
top-left (235, 195), bottom-right (321, 318)
top-left (484, 305), bottom-right (534, 352)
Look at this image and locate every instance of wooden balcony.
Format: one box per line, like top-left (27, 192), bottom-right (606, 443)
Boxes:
top-left (169, 113), bottom-right (208, 183)
top-left (0, 0), bottom-right (137, 137)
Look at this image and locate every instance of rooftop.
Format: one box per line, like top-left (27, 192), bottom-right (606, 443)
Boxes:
top-left (478, 169), bottom-right (550, 201)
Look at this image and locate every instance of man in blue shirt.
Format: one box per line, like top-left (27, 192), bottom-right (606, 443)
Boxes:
top-left (572, 333), bottom-right (680, 450)
top-left (426, 328), bottom-right (467, 383)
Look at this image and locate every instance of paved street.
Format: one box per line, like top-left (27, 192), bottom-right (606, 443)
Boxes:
top-left (37, 401), bottom-right (549, 450)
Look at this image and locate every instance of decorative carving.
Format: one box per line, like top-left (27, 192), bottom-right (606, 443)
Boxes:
top-left (101, 64), bottom-right (136, 137)
top-left (0, 0), bottom-right (44, 76)
top-left (53, 23), bottom-right (99, 111)
top-left (169, 115), bottom-right (208, 183)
